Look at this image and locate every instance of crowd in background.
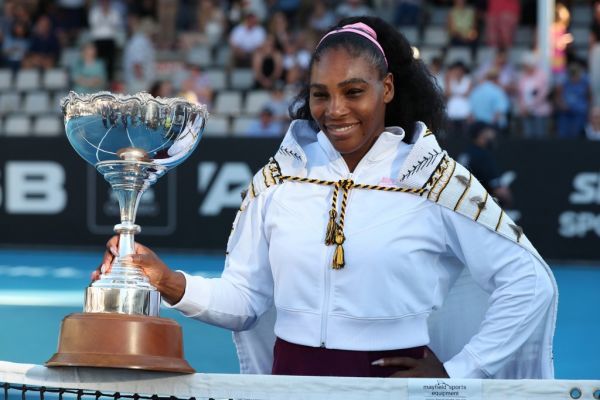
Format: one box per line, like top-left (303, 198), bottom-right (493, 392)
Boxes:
top-left (0, 0), bottom-right (599, 140)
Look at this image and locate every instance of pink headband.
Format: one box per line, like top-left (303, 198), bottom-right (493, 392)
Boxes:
top-left (317, 22), bottom-right (388, 67)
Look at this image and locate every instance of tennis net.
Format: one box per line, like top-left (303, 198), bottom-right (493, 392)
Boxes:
top-left (1, 361), bottom-right (599, 400)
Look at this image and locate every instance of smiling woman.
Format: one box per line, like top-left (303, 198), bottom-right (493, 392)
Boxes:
top-left (94, 16), bottom-right (557, 380)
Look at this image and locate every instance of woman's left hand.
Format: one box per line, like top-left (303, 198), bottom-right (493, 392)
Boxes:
top-left (372, 348), bottom-right (450, 378)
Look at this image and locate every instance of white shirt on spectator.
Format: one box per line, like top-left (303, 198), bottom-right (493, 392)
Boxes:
top-left (230, 24), bottom-right (266, 53)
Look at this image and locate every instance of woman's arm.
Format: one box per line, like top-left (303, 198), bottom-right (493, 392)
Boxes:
top-left (439, 207), bottom-right (555, 378)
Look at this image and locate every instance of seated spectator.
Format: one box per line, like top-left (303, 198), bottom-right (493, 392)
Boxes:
top-left (585, 105), bottom-right (600, 140)
top-left (2, 20), bottom-right (30, 72)
top-left (262, 81), bottom-right (291, 123)
top-left (469, 68), bottom-right (510, 132)
top-left (252, 34), bottom-right (284, 90)
top-left (515, 52), bottom-right (552, 139)
top-left (555, 62), bottom-right (590, 139)
top-left (308, 0), bottom-right (336, 37)
top-left (178, 0), bottom-right (226, 51)
top-left (229, 11), bottom-right (266, 68)
top-left (268, 11), bottom-right (291, 51)
top-left (475, 47), bottom-right (517, 94)
top-left (486, 0), bottom-right (520, 49)
top-left (394, 0), bottom-right (423, 27)
top-left (123, 17), bottom-right (157, 94)
top-left (88, 0), bottom-right (124, 82)
top-left (21, 15), bottom-right (61, 70)
top-left (445, 60), bottom-right (472, 137)
top-left (458, 122), bottom-right (512, 207)
top-left (447, 0), bottom-right (478, 61)
top-left (244, 106), bottom-right (284, 137)
top-left (336, 0), bottom-right (374, 20)
top-left (180, 63), bottom-right (213, 108)
top-left (150, 79), bottom-right (175, 98)
top-left (71, 42), bottom-right (107, 94)
top-left (282, 34), bottom-right (311, 85)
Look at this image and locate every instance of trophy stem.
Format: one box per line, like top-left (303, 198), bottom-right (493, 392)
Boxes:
top-left (84, 159), bottom-right (167, 316)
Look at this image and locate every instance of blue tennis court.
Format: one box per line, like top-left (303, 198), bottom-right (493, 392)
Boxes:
top-left (0, 248), bottom-right (598, 379)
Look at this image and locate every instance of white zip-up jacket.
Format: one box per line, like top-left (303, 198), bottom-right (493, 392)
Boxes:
top-left (169, 120), bottom-right (557, 379)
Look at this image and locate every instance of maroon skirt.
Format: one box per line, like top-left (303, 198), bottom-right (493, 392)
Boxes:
top-left (271, 337), bottom-right (426, 377)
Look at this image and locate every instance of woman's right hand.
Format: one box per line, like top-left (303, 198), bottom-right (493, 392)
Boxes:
top-left (92, 236), bottom-right (186, 305)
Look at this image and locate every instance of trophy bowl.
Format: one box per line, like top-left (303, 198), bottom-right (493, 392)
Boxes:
top-left (46, 91), bottom-right (207, 373)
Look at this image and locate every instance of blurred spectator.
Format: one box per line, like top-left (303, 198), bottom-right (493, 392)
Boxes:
top-left (515, 52), bottom-right (552, 139)
top-left (150, 79), bottom-right (175, 98)
top-left (229, 11), bottom-right (266, 68)
top-left (178, 0), bottom-right (226, 51)
top-left (445, 60), bottom-right (472, 137)
top-left (270, 0), bottom-right (301, 26)
top-left (262, 81), bottom-right (291, 123)
top-left (123, 17), bottom-right (157, 94)
top-left (180, 63), bottom-right (213, 108)
top-left (252, 34), bottom-right (284, 90)
top-left (308, 0), bottom-right (336, 37)
top-left (447, 0), bottom-right (478, 62)
top-left (21, 15), bottom-right (61, 70)
top-left (157, 0), bottom-right (178, 49)
top-left (268, 11), bottom-right (291, 51)
top-left (336, 0), bottom-right (374, 20)
top-left (282, 33), bottom-right (311, 84)
top-left (589, 2), bottom-right (600, 106)
top-left (458, 122), bottom-right (512, 207)
top-left (128, 0), bottom-right (157, 19)
top-left (71, 42), bottom-right (107, 94)
top-left (585, 105), bottom-right (600, 140)
top-left (244, 106), bottom-right (284, 137)
top-left (551, 3), bottom-right (573, 86)
top-left (394, 0), bottom-right (422, 27)
top-left (485, 0), bottom-right (520, 49)
top-left (2, 20), bottom-right (30, 72)
top-left (469, 68), bottom-right (510, 131)
top-left (88, 0), bottom-right (124, 82)
top-left (0, 1), bottom-right (17, 44)
top-left (428, 55), bottom-right (445, 91)
top-left (475, 47), bottom-right (517, 93)
top-left (55, 0), bottom-right (87, 46)
top-left (555, 62), bottom-right (590, 139)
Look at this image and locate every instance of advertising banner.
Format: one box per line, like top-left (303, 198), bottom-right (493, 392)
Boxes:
top-left (0, 137), bottom-right (598, 261)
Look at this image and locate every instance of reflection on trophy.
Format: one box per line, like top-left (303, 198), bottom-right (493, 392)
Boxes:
top-left (46, 91), bottom-right (207, 373)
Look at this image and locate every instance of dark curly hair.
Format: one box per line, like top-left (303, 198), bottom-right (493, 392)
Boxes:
top-left (289, 16), bottom-right (446, 142)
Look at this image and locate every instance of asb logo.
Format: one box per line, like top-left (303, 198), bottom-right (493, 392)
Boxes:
top-left (86, 166), bottom-right (177, 235)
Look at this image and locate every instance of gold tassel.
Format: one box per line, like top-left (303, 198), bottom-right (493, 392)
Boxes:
top-left (332, 229), bottom-right (345, 269)
top-left (325, 209), bottom-right (337, 245)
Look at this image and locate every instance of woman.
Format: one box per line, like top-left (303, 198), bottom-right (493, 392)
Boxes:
top-left (96, 16), bottom-right (556, 379)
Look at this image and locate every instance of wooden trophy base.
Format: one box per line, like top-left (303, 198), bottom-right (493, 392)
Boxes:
top-left (46, 312), bottom-right (195, 373)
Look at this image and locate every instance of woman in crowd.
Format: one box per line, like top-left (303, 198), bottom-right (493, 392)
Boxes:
top-left (96, 16), bottom-right (556, 379)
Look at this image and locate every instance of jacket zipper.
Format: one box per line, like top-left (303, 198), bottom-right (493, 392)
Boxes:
top-left (320, 171), bottom-right (354, 347)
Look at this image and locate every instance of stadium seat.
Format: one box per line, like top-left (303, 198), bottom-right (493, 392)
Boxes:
top-left (571, 27), bottom-right (589, 48)
top-left (445, 47), bottom-right (473, 66)
top-left (0, 68), bottom-right (13, 91)
top-left (52, 92), bottom-right (69, 114)
top-left (244, 90), bottom-right (270, 115)
top-left (23, 91), bottom-right (51, 114)
top-left (43, 68), bottom-right (69, 91)
top-left (33, 114), bottom-right (63, 137)
top-left (400, 27), bottom-right (419, 46)
top-left (214, 46), bottom-right (231, 68)
top-left (204, 69), bottom-right (227, 91)
top-left (202, 115), bottom-right (230, 136)
top-left (15, 69), bottom-right (41, 91)
top-left (416, 47), bottom-right (442, 65)
top-left (572, 5), bottom-right (592, 25)
top-left (230, 68), bottom-right (255, 90)
top-left (59, 46), bottom-right (80, 69)
top-left (0, 92), bottom-right (22, 113)
top-left (422, 26), bottom-right (448, 47)
top-left (232, 116), bottom-right (255, 136)
top-left (4, 115), bottom-right (32, 136)
top-left (186, 45), bottom-right (212, 68)
top-left (213, 91), bottom-right (243, 115)
top-left (429, 7), bottom-right (450, 26)
top-left (514, 27), bottom-right (534, 47)
top-left (475, 46), bottom-right (496, 67)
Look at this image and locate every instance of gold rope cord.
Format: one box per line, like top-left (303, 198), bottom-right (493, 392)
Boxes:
top-left (279, 175), bottom-right (426, 269)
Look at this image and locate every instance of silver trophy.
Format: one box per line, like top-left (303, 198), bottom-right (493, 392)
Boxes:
top-left (47, 91), bottom-right (207, 372)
